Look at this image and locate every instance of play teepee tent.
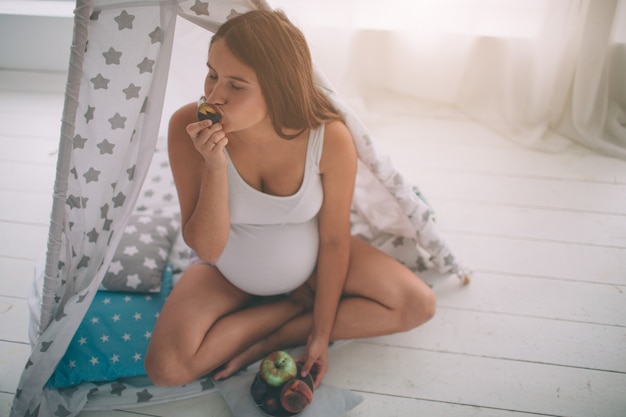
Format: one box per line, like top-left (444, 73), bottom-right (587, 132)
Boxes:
top-left (11, 1), bottom-right (469, 416)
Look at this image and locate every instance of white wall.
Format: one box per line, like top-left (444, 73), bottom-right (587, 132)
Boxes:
top-left (0, 1), bottom-right (73, 72)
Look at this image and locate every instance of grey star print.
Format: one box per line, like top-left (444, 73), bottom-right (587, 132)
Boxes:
top-left (86, 228), bottom-right (99, 243)
top-left (114, 10), bottom-right (135, 30)
top-left (77, 255), bottom-right (90, 269)
top-left (84, 106), bottom-right (95, 123)
top-left (149, 27), bottom-right (163, 44)
top-left (123, 83), bottom-right (141, 99)
top-left (127, 165), bottom-right (136, 180)
top-left (136, 388), bottom-right (153, 402)
top-left (112, 192), bottom-right (126, 208)
top-left (137, 57), bottom-right (155, 74)
top-left (73, 134), bottom-right (87, 149)
top-left (108, 113), bottom-right (127, 129)
top-left (111, 382), bottom-right (127, 396)
top-left (97, 139), bottom-right (115, 155)
top-left (103, 47), bottom-right (122, 65)
top-left (83, 167), bottom-right (101, 183)
top-left (100, 204), bottom-right (109, 219)
top-left (90, 73), bottom-right (110, 90)
top-left (191, 0), bottom-right (210, 16)
top-left (54, 405), bottom-right (72, 417)
top-left (67, 195), bottom-right (81, 209)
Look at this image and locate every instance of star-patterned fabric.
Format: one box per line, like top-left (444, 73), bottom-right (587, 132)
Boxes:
top-left (12, 0), bottom-right (468, 416)
top-left (99, 213), bottom-right (179, 293)
top-left (47, 265), bottom-right (173, 388)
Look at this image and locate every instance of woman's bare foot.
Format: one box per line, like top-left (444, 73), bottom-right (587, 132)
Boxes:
top-left (213, 285), bottom-right (314, 381)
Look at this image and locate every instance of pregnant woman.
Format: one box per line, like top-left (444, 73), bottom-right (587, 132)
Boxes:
top-left (145, 9), bottom-right (435, 389)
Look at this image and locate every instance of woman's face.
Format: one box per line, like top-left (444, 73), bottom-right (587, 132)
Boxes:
top-left (204, 39), bottom-right (269, 134)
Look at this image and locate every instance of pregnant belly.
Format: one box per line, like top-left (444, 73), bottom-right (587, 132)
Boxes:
top-left (216, 219), bottom-right (319, 296)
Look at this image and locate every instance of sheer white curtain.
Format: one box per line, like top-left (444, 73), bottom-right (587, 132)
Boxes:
top-left (269, 0), bottom-right (626, 159)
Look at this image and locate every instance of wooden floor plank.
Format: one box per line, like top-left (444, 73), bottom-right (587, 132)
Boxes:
top-left (77, 409), bottom-right (161, 417)
top-left (0, 341), bottom-right (30, 394)
top-left (434, 272), bottom-right (626, 327)
top-left (0, 222), bottom-right (48, 261)
top-left (326, 342), bottom-right (626, 417)
top-left (434, 200), bottom-right (626, 248)
top-left (74, 388), bottom-right (557, 417)
top-left (409, 147), bottom-right (626, 183)
top-left (414, 169), bottom-right (626, 216)
top-left (373, 122), bottom-right (626, 183)
top-left (0, 110), bottom-right (62, 139)
top-left (79, 389), bottom-right (554, 417)
top-left (0, 162), bottom-right (55, 193)
top-left (0, 258), bottom-right (36, 299)
top-left (0, 392), bottom-right (18, 417)
top-left (0, 90), bottom-right (65, 112)
top-left (346, 392), bottom-right (551, 417)
top-left (0, 297), bottom-right (30, 344)
top-left (0, 136), bottom-right (59, 165)
top-left (444, 233), bottom-right (626, 286)
top-left (0, 190), bottom-right (52, 225)
top-left (367, 308), bottom-right (626, 373)
top-left (0, 70), bottom-right (66, 94)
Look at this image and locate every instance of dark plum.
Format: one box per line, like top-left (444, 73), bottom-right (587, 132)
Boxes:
top-left (197, 96), bottom-right (221, 123)
top-left (250, 374), bottom-right (269, 401)
top-left (261, 396), bottom-right (280, 414)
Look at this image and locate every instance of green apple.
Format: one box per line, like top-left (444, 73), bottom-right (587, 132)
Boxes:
top-left (259, 351), bottom-right (298, 387)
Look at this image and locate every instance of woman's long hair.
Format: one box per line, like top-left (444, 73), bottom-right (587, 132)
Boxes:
top-left (211, 9), bottom-right (343, 139)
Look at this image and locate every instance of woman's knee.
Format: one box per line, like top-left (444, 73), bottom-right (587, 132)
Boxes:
top-left (144, 265), bottom-right (251, 386)
top-left (420, 285), bottom-right (437, 322)
top-left (399, 282), bottom-right (436, 331)
top-left (144, 349), bottom-right (193, 387)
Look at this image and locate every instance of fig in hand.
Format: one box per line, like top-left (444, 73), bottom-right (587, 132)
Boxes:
top-left (197, 96), bottom-right (221, 123)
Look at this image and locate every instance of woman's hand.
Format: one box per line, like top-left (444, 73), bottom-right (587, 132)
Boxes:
top-left (300, 332), bottom-right (330, 388)
top-left (186, 119), bottom-right (228, 169)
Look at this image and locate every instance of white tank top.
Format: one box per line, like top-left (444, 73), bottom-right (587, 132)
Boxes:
top-left (215, 125), bottom-right (325, 295)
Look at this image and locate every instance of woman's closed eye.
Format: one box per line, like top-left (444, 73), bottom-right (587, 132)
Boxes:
top-left (208, 73), bottom-right (243, 91)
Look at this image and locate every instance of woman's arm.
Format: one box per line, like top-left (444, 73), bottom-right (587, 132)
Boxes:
top-left (168, 103), bottom-right (230, 263)
top-left (301, 120), bottom-right (357, 386)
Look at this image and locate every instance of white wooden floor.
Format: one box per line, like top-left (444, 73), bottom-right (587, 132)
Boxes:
top-left (1, 70), bottom-right (625, 417)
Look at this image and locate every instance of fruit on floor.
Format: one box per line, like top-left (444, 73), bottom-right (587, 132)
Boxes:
top-left (280, 378), bottom-right (314, 413)
top-left (262, 396), bottom-right (281, 414)
top-left (259, 351), bottom-right (298, 387)
top-left (250, 374), bottom-right (269, 401)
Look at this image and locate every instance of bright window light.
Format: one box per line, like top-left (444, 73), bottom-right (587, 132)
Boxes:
top-left (269, 0), bottom-right (549, 37)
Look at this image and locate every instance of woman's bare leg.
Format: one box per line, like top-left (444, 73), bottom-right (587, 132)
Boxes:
top-left (145, 263), bottom-right (311, 386)
top-left (214, 236), bottom-right (436, 379)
